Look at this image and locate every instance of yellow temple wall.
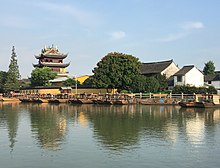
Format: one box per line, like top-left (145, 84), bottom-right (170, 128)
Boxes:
top-left (72, 88), bottom-right (116, 94)
top-left (20, 88), bottom-right (60, 95)
top-left (20, 87), bottom-right (116, 95)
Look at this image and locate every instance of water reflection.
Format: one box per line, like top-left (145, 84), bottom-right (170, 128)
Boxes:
top-left (0, 102), bottom-right (20, 152)
top-left (21, 103), bottom-right (69, 150)
top-left (1, 103), bottom-right (220, 153)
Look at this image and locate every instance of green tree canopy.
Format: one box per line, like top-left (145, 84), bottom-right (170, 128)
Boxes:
top-left (131, 75), bottom-right (160, 93)
top-left (63, 78), bottom-right (80, 86)
top-left (30, 67), bottom-right (57, 86)
top-left (92, 52), bottom-right (141, 91)
top-left (155, 74), bottom-right (168, 91)
top-left (0, 71), bottom-right (7, 93)
top-left (4, 46), bottom-right (21, 91)
top-left (203, 60), bottom-right (215, 75)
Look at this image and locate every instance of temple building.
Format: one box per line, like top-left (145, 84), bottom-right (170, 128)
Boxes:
top-left (33, 45), bottom-right (70, 77)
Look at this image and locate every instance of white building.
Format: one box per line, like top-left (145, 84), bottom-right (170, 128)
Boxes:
top-left (204, 72), bottom-right (220, 94)
top-left (173, 65), bottom-right (204, 87)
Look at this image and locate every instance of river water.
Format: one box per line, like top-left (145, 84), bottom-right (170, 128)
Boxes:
top-left (0, 102), bottom-right (220, 168)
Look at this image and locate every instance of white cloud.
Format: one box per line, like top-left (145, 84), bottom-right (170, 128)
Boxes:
top-left (181, 21), bottom-right (204, 30)
top-left (158, 21), bottom-right (204, 42)
top-left (111, 31), bottom-right (126, 40)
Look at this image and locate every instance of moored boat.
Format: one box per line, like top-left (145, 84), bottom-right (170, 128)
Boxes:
top-left (0, 97), bottom-right (20, 101)
top-left (179, 94), bottom-right (220, 108)
top-left (32, 98), bottom-right (48, 103)
top-left (113, 99), bottom-right (129, 105)
top-left (48, 99), bottom-right (68, 103)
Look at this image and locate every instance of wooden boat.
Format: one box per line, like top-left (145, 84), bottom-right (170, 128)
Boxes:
top-left (179, 101), bottom-right (220, 108)
top-left (178, 101), bottom-right (196, 107)
top-left (48, 99), bottom-right (68, 103)
top-left (19, 97), bottom-right (32, 103)
top-left (93, 99), bottom-right (113, 105)
top-left (0, 97), bottom-right (20, 101)
top-left (139, 98), bottom-right (178, 105)
top-left (32, 98), bottom-right (48, 103)
top-left (75, 99), bottom-right (93, 104)
top-left (113, 99), bottom-right (129, 105)
top-left (179, 94), bottom-right (220, 108)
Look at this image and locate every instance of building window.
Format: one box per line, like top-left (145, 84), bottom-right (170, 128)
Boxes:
top-left (177, 76), bottom-right (182, 82)
top-left (208, 81), bottom-right (212, 84)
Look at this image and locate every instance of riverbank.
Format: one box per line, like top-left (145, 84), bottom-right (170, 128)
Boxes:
top-left (0, 93), bottom-right (184, 105)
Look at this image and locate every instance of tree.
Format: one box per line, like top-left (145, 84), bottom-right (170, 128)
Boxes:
top-left (130, 75), bottom-right (159, 93)
top-left (4, 46), bottom-right (21, 91)
top-left (144, 77), bottom-right (160, 93)
top-left (0, 71), bottom-right (7, 93)
top-left (203, 60), bottom-right (215, 75)
top-left (92, 52), bottom-right (141, 91)
top-left (63, 78), bottom-right (80, 86)
top-left (155, 74), bottom-right (168, 91)
top-left (30, 67), bottom-right (57, 86)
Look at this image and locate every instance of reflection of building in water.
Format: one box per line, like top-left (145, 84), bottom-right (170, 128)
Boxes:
top-left (165, 123), bottom-right (178, 143)
top-left (185, 113), bottom-right (205, 144)
top-left (213, 108), bottom-right (220, 123)
top-left (78, 111), bottom-right (88, 127)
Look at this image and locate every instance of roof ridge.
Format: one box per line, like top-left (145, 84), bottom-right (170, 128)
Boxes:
top-left (142, 59), bottom-right (173, 65)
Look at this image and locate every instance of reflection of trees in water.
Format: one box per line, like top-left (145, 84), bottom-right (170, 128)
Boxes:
top-left (0, 102), bottom-right (20, 152)
top-left (81, 105), bottom-right (180, 151)
top-left (89, 105), bottom-right (141, 151)
top-left (28, 103), bottom-right (68, 150)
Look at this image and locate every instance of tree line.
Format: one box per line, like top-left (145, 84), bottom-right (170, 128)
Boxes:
top-left (0, 48), bottom-right (218, 94)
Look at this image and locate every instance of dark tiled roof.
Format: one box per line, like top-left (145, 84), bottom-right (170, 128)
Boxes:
top-left (174, 65), bottom-right (195, 76)
top-left (33, 62), bottom-right (70, 68)
top-left (140, 59), bottom-right (173, 75)
top-left (205, 74), bottom-right (220, 81)
top-left (35, 54), bottom-right (67, 59)
top-left (213, 74), bottom-right (220, 81)
top-left (204, 74), bottom-right (215, 81)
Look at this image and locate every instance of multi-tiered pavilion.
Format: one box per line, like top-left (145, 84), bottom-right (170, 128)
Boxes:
top-left (33, 45), bottom-right (70, 77)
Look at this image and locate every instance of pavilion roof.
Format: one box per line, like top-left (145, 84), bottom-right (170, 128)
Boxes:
top-left (33, 61), bottom-right (70, 68)
top-left (35, 45), bottom-right (68, 59)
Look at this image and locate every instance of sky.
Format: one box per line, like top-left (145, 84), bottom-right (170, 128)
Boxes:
top-left (1, 0), bottom-right (220, 78)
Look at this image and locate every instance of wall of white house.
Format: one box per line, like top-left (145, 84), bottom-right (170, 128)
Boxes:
top-left (206, 81), bottom-right (220, 90)
top-left (174, 67), bottom-right (204, 87)
top-left (185, 67), bottom-right (204, 87)
top-left (162, 62), bottom-right (180, 78)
